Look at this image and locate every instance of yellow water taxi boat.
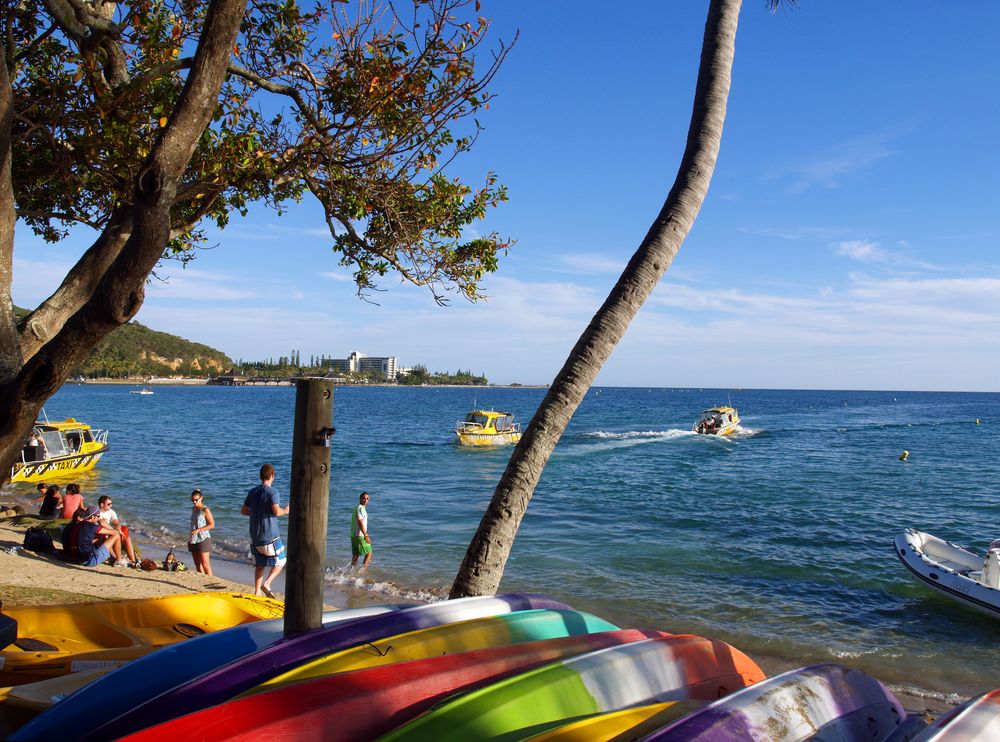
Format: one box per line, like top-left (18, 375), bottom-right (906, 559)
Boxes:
top-left (10, 418), bottom-right (109, 483)
top-left (455, 410), bottom-right (522, 446)
top-left (693, 406), bottom-right (741, 436)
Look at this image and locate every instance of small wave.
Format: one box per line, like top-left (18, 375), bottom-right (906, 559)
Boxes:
top-left (323, 564), bottom-right (447, 604)
top-left (829, 646), bottom-right (901, 660)
top-left (886, 683), bottom-right (968, 708)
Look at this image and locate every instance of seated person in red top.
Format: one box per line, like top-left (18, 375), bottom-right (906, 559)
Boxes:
top-left (60, 483), bottom-right (85, 521)
top-left (75, 505), bottom-right (120, 567)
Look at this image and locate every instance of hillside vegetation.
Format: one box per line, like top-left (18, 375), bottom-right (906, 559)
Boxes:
top-left (14, 307), bottom-right (232, 378)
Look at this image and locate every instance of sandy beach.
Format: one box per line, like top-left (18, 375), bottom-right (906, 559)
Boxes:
top-left (0, 506), bottom-right (956, 724)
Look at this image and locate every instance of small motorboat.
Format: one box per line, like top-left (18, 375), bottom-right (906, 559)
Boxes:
top-left (693, 406), bottom-right (740, 436)
top-left (10, 418), bottom-right (110, 483)
top-left (894, 528), bottom-right (1000, 620)
top-left (130, 386), bottom-right (154, 395)
top-left (455, 410), bottom-right (522, 446)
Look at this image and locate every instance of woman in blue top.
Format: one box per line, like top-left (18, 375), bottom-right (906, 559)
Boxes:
top-left (187, 488), bottom-right (215, 575)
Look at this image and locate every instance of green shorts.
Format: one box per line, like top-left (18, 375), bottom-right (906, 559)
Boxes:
top-left (351, 535), bottom-right (372, 558)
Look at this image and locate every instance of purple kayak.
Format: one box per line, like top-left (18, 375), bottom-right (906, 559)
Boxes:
top-left (79, 593), bottom-right (567, 741)
top-left (646, 664), bottom-right (907, 741)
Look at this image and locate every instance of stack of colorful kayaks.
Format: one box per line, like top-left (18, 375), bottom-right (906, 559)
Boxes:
top-left (4, 592), bottom-right (999, 741)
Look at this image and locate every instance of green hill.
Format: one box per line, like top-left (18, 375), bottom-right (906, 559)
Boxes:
top-left (13, 306), bottom-right (232, 378)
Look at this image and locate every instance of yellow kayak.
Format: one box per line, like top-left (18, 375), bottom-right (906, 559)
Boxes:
top-left (0, 593), bottom-right (283, 685)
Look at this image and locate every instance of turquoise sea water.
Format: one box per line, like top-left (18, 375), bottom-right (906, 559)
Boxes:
top-left (4, 384), bottom-right (999, 701)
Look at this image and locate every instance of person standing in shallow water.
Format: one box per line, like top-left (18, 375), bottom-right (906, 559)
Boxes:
top-left (188, 488), bottom-right (215, 576)
top-left (241, 463), bottom-right (289, 598)
top-left (351, 491), bottom-right (372, 571)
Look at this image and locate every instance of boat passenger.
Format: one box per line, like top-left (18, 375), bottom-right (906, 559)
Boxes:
top-left (38, 484), bottom-right (62, 519)
top-left (24, 431), bottom-right (47, 462)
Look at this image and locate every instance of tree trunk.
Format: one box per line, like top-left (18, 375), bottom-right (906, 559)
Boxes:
top-left (0, 41), bottom-right (20, 383)
top-left (0, 0), bottom-right (248, 482)
top-left (18, 212), bottom-right (132, 362)
top-left (450, 0), bottom-right (742, 598)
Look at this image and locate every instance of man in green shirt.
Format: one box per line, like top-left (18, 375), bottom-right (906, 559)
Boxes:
top-left (351, 491), bottom-right (372, 570)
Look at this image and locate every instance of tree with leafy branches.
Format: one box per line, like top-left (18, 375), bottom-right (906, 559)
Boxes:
top-left (0, 0), bottom-right (512, 481)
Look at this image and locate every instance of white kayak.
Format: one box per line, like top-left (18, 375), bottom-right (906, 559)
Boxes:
top-left (894, 528), bottom-right (1000, 620)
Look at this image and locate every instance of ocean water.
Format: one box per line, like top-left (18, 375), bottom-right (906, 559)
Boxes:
top-left (4, 384), bottom-right (999, 701)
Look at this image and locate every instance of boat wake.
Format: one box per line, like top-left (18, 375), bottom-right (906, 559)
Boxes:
top-left (567, 429), bottom-right (693, 455)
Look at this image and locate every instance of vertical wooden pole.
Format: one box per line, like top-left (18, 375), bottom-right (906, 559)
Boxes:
top-left (284, 379), bottom-right (333, 636)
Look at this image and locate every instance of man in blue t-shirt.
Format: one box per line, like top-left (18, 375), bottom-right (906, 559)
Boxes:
top-left (75, 505), bottom-right (121, 567)
top-left (241, 463), bottom-right (289, 598)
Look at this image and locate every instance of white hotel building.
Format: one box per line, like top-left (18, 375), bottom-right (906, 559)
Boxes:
top-left (331, 351), bottom-right (399, 381)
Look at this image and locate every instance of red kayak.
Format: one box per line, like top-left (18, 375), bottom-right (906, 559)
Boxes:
top-left (120, 628), bottom-right (671, 741)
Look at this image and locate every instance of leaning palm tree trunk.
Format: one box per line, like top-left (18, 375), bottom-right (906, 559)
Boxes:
top-left (451, 0), bottom-right (743, 598)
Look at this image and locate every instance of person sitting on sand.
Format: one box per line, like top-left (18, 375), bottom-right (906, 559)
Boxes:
top-left (38, 484), bottom-right (62, 519)
top-left (60, 507), bottom-right (86, 562)
top-left (30, 482), bottom-right (47, 504)
top-left (60, 483), bottom-right (85, 521)
top-left (97, 495), bottom-right (138, 566)
top-left (75, 505), bottom-right (121, 567)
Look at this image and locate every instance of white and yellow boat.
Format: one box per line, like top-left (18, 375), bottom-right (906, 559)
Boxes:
top-left (455, 410), bottom-right (522, 446)
top-left (693, 406), bottom-right (741, 436)
top-left (10, 418), bottom-right (109, 483)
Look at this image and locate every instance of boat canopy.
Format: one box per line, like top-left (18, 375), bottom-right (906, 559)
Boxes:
top-left (463, 411), bottom-right (516, 431)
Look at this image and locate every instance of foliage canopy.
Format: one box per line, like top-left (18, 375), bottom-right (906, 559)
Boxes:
top-left (11, 0), bottom-right (512, 302)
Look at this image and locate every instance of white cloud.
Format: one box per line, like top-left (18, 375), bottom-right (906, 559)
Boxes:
top-left (833, 240), bottom-right (889, 263)
top-left (144, 267), bottom-right (257, 301)
top-left (320, 271), bottom-right (355, 282)
top-left (764, 132), bottom-right (897, 192)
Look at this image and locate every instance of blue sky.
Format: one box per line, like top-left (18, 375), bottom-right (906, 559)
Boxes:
top-left (13, 2), bottom-right (1000, 390)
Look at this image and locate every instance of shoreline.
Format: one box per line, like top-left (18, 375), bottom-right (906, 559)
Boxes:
top-left (67, 378), bottom-right (547, 388)
top-left (0, 510), bottom-right (959, 719)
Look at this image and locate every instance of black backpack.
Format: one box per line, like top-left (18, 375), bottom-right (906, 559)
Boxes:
top-left (23, 526), bottom-right (55, 554)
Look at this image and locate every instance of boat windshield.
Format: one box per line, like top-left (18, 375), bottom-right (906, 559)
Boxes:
top-left (465, 413), bottom-right (490, 427)
top-left (39, 430), bottom-right (68, 457)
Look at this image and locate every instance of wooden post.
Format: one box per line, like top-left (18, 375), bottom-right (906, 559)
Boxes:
top-left (284, 379), bottom-right (334, 636)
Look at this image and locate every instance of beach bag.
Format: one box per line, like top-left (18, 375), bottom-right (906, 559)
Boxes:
top-left (139, 558), bottom-right (159, 571)
top-left (23, 527), bottom-right (54, 554)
